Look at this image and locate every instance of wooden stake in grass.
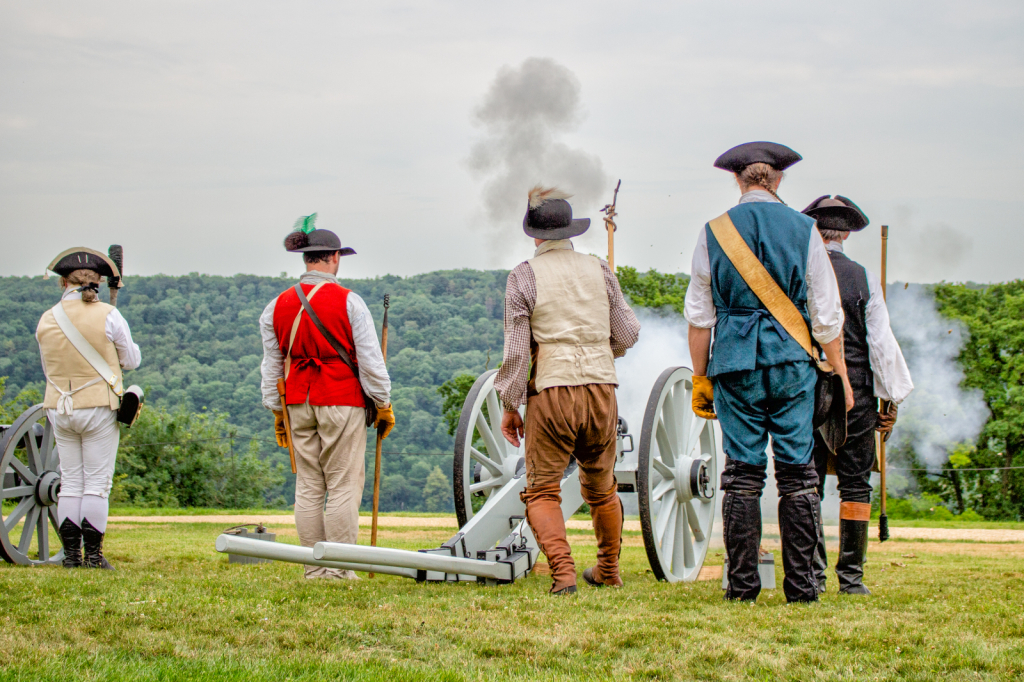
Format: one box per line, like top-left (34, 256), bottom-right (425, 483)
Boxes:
top-left (879, 225), bottom-right (890, 543)
top-left (369, 294), bottom-right (390, 577)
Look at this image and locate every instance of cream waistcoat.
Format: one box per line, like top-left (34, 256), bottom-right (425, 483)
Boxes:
top-left (528, 240), bottom-right (617, 392)
top-left (37, 299), bottom-right (122, 411)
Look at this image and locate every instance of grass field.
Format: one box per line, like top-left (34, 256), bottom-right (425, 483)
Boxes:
top-left (2, 518), bottom-right (1023, 681)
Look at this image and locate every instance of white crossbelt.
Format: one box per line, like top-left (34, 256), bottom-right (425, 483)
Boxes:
top-left (47, 302), bottom-right (123, 415)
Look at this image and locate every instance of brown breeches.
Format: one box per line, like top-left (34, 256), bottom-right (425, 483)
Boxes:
top-left (520, 384), bottom-right (621, 591)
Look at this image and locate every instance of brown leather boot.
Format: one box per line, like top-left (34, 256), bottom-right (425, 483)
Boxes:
top-left (583, 493), bottom-right (624, 587)
top-left (525, 494), bottom-right (576, 594)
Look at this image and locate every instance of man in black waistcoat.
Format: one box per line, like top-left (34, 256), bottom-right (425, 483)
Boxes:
top-left (802, 196), bottom-right (914, 595)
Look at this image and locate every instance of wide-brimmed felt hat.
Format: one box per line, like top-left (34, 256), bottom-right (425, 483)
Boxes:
top-left (522, 187), bottom-right (590, 240)
top-left (802, 195), bottom-right (869, 232)
top-left (284, 213), bottom-right (357, 255)
top-left (714, 141), bottom-right (802, 173)
top-left (46, 247), bottom-right (121, 279)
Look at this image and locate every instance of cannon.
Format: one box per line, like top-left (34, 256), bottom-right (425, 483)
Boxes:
top-left (0, 405), bottom-right (64, 566)
top-left (216, 366), bottom-right (720, 584)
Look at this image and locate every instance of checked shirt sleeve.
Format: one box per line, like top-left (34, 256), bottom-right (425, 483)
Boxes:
top-left (493, 263), bottom-right (536, 412)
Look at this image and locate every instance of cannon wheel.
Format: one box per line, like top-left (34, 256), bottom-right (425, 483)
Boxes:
top-left (0, 405), bottom-right (64, 566)
top-left (637, 367), bottom-right (718, 582)
top-left (453, 369), bottom-right (526, 527)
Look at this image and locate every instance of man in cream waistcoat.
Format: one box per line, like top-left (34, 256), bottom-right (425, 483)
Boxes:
top-left (37, 247), bottom-right (141, 569)
top-left (495, 187), bottom-right (641, 595)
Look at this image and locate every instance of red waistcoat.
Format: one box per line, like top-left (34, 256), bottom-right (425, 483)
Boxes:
top-left (272, 282), bottom-right (365, 408)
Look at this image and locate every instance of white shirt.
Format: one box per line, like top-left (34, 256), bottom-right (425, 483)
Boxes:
top-left (36, 288), bottom-right (142, 371)
top-left (823, 241), bottom-right (914, 404)
top-left (259, 270), bottom-right (392, 411)
top-left (683, 190), bottom-right (845, 345)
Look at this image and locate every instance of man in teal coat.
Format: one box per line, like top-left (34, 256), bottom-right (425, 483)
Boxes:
top-left (684, 142), bottom-right (853, 603)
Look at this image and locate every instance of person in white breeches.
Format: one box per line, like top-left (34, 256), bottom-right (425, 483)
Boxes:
top-left (37, 247), bottom-right (141, 569)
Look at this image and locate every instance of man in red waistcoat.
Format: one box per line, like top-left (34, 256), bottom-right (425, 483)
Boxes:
top-left (259, 214), bottom-right (395, 579)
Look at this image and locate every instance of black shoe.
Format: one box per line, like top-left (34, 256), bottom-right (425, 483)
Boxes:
top-left (551, 585), bottom-right (577, 596)
top-left (81, 519), bottom-right (115, 570)
top-left (59, 518), bottom-right (83, 568)
top-left (837, 519), bottom-right (870, 595)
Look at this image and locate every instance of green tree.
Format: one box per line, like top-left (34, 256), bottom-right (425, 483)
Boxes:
top-left (0, 377), bottom-right (42, 424)
top-left (931, 281), bottom-right (1024, 519)
top-left (114, 404), bottom-right (284, 508)
top-left (422, 465), bottom-right (452, 512)
top-left (615, 266), bottom-right (689, 314)
top-left (437, 373), bottom-right (477, 436)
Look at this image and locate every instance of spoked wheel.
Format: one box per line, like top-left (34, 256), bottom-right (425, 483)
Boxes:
top-left (637, 367), bottom-right (718, 582)
top-left (453, 369), bottom-right (525, 527)
top-left (0, 405), bottom-right (64, 566)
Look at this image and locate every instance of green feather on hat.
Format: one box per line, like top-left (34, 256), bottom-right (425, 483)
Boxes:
top-left (292, 213), bottom-right (318, 234)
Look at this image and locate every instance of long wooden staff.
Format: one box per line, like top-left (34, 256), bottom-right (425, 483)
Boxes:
top-left (601, 180), bottom-right (622, 271)
top-left (878, 225), bottom-right (890, 542)
top-left (369, 294), bottom-right (390, 577)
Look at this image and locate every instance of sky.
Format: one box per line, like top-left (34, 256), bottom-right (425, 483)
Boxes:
top-left (1, 1), bottom-right (1021, 284)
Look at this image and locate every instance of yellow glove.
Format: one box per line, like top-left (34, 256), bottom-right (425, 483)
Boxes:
top-left (273, 410), bottom-right (288, 448)
top-left (375, 404), bottom-right (395, 439)
top-left (691, 375), bottom-right (717, 420)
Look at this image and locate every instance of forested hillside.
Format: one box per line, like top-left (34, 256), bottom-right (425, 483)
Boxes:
top-left (3, 269), bottom-right (1022, 520)
top-left (0, 270), bottom-right (507, 510)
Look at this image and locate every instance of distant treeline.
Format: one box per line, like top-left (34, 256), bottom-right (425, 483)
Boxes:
top-left (1, 270), bottom-right (1021, 520)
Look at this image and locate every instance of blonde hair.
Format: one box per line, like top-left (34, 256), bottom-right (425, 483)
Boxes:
top-left (738, 163), bottom-right (785, 204)
top-left (61, 269), bottom-right (102, 303)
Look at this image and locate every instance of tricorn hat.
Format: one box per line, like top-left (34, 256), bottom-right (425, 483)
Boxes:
top-left (522, 187), bottom-right (590, 240)
top-left (46, 247), bottom-right (121, 279)
top-left (283, 213), bottom-right (356, 255)
top-left (801, 195), bottom-right (869, 232)
top-left (714, 141), bottom-right (802, 173)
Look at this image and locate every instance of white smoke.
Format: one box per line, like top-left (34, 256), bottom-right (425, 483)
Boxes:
top-left (468, 58), bottom-right (609, 256)
top-left (886, 284), bottom-right (989, 475)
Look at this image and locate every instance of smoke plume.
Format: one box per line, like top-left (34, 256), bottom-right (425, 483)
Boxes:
top-left (886, 284), bottom-right (989, 474)
top-left (468, 58), bottom-right (609, 253)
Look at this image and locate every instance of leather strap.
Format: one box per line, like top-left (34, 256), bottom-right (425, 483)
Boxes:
top-left (283, 282), bottom-right (326, 380)
top-left (840, 501), bottom-right (871, 521)
top-left (708, 212), bottom-right (831, 372)
top-left (50, 302), bottom-right (123, 396)
top-left (292, 283), bottom-right (361, 381)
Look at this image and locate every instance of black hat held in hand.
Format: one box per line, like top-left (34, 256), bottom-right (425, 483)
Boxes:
top-left (802, 195), bottom-right (869, 232)
top-left (714, 141), bottom-right (803, 173)
top-left (283, 213), bottom-right (356, 255)
top-left (522, 187), bottom-right (591, 240)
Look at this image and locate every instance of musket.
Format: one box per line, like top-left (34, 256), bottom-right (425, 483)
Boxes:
top-left (107, 245), bottom-right (123, 307)
top-left (878, 225), bottom-right (890, 542)
top-left (601, 180), bottom-right (622, 271)
top-left (369, 293), bottom-right (390, 578)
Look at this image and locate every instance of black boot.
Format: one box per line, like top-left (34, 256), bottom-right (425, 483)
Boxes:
top-left (776, 461), bottom-right (821, 603)
top-left (720, 458), bottom-right (767, 602)
top-left (813, 508), bottom-right (828, 594)
top-left (836, 518), bottom-right (870, 595)
top-left (59, 518), bottom-right (83, 568)
top-left (81, 519), bottom-right (115, 570)
top-left (722, 491), bottom-right (763, 601)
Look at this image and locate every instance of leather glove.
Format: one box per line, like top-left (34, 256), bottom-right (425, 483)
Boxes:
top-left (691, 375), bottom-right (717, 420)
top-left (273, 410), bottom-right (288, 448)
top-left (375, 404), bottom-right (395, 440)
top-left (876, 402), bottom-right (898, 442)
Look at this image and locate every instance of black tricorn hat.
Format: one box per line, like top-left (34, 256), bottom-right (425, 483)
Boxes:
top-left (522, 187), bottom-right (590, 240)
top-left (46, 247), bottom-right (121, 279)
top-left (283, 213), bottom-right (357, 255)
top-left (714, 141), bottom-right (802, 173)
top-left (802, 195), bottom-right (869, 232)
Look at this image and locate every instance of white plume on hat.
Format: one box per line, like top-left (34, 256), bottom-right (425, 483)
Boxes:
top-left (528, 186), bottom-right (572, 209)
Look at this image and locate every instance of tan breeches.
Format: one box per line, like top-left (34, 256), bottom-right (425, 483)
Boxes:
top-left (288, 401), bottom-right (367, 578)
